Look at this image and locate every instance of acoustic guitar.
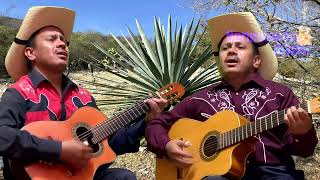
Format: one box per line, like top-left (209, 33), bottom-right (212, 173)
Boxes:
top-left (156, 97), bottom-right (320, 180)
top-left (12, 82), bottom-right (185, 180)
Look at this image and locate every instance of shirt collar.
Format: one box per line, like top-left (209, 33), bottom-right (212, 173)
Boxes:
top-left (28, 69), bottom-right (78, 91)
top-left (210, 73), bottom-right (266, 91)
top-left (247, 73), bottom-right (268, 88)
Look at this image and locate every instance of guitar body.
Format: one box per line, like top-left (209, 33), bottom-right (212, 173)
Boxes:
top-left (9, 82), bottom-right (186, 180)
top-left (156, 110), bottom-right (257, 180)
top-left (16, 107), bottom-right (116, 180)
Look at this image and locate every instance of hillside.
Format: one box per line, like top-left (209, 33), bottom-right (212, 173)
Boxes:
top-left (0, 16), bottom-right (21, 29)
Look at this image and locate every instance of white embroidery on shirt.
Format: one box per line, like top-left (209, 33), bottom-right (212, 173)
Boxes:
top-left (241, 87), bottom-right (271, 118)
top-left (208, 89), bottom-right (235, 111)
top-left (256, 134), bottom-right (267, 164)
top-left (207, 91), bottom-right (218, 102)
top-left (18, 81), bottom-right (35, 96)
top-left (252, 92), bottom-right (284, 164)
top-left (190, 97), bottom-right (218, 113)
top-left (254, 93), bottom-right (284, 121)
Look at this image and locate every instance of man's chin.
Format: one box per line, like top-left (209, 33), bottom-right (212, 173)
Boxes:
top-left (52, 64), bottom-right (68, 74)
top-left (222, 67), bottom-right (240, 74)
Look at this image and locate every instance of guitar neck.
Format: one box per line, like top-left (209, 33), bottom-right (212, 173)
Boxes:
top-left (218, 101), bottom-right (309, 150)
top-left (91, 99), bottom-right (151, 144)
top-left (87, 82), bottom-right (186, 144)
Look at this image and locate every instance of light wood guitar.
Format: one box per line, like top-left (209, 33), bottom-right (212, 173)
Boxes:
top-left (156, 97), bottom-right (320, 180)
top-left (11, 82), bottom-right (185, 180)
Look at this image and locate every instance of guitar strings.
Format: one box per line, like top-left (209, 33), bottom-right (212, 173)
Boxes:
top-left (75, 94), bottom-right (305, 149)
top-left (204, 110), bottom-right (287, 150)
top-left (203, 140), bottom-right (219, 154)
top-left (222, 105), bottom-right (304, 150)
top-left (76, 100), bottom-right (147, 142)
top-left (88, 101), bottom-right (147, 140)
top-left (88, 93), bottom-right (159, 138)
top-left (76, 94), bottom-right (159, 142)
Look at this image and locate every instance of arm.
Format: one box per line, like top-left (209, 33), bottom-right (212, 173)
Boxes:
top-left (108, 98), bottom-right (168, 155)
top-left (281, 88), bottom-right (318, 157)
top-left (0, 88), bottom-right (61, 162)
top-left (79, 93), bottom-right (145, 155)
top-left (108, 118), bottom-right (145, 155)
top-left (145, 96), bottom-right (196, 158)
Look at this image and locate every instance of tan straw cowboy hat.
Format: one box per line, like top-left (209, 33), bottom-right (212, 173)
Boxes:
top-left (208, 12), bottom-right (278, 80)
top-left (5, 6), bottom-right (75, 81)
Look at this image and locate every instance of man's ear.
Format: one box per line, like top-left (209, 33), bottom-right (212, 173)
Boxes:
top-left (253, 54), bottom-right (261, 69)
top-left (25, 47), bottom-right (36, 62)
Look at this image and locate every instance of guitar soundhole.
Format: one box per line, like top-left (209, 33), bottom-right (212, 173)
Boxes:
top-left (74, 125), bottom-right (102, 155)
top-left (201, 134), bottom-right (218, 160)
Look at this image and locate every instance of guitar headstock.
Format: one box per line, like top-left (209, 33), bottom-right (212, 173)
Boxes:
top-left (158, 82), bottom-right (185, 103)
top-left (308, 96), bottom-right (320, 114)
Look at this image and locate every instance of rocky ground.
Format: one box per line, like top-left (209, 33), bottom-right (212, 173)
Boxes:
top-left (0, 71), bottom-right (319, 179)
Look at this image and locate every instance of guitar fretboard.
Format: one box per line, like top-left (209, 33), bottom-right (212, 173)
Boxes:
top-left (90, 95), bottom-right (158, 144)
top-left (217, 102), bottom-right (308, 150)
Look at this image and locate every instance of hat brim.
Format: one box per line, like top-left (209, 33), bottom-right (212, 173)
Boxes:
top-left (208, 12), bottom-right (277, 80)
top-left (5, 6), bottom-right (75, 81)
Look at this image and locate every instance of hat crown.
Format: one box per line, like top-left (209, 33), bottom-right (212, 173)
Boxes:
top-left (16, 6), bottom-right (75, 42)
top-left (208, 12), bottom-right (266, 52)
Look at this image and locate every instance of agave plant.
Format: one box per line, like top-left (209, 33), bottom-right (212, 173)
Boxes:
top-left (81, 15), bottom-right (221, 112)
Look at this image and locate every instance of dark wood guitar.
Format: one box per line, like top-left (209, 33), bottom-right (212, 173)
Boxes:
top-left (156, 97), bottom-right (320, 180)
top-left (12, 82), bottom-right (185, 180)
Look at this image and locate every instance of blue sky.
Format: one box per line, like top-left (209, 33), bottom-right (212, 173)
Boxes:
top-left (0, 0), bottom-right (206, 36)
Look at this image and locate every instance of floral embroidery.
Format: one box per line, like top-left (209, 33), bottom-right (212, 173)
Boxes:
top-left (208, 89), bottom-right (235, 111)
top-left (241, 87), bottom-right (271, 118)
top-left (19, 81), bottom-right (35, 96)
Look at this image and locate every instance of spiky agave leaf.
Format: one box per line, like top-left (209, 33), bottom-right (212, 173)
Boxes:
top-left (86, 15), bottom-right (221, 112)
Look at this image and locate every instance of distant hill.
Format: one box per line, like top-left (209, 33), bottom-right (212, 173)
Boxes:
top-left (0, 16), bottom-right (21, 29)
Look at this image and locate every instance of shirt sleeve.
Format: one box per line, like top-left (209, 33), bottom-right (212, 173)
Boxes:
top-left (281, 87), bottom-right (318, 157)
top-left (108, 117), bottom-right (146, 155)
top-left (89, 95), bottom-right (146, 156)
top-left (145, 96), bottom-right (196, 157)
top-left (0, 88), bottom-right (61, 163)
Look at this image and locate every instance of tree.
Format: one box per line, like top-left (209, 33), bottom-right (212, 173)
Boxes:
top-left (68, 31), bottom-right (130, 72)
top-left (187, 0), bottom-right (319, 78)
top-left (0, 25), bottom-right (17, 76)
top-left (68, 32), bottom-right (106, 71)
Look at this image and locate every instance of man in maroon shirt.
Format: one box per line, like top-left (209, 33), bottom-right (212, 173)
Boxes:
top-left (146, 12), bottom-right (318, 179)
top-left (0, 6), bottom-right (167, 180)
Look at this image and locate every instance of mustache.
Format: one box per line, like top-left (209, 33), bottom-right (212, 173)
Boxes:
top-left (225, 56), bottom-right (239, 62)
top-left (56, 50), bottom-right (68, 56)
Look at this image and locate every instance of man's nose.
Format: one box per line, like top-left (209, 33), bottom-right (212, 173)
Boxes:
top-left (57, 39), bottom-right (67, 49)
top-left (227, 46), bottom-right (237, 55)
